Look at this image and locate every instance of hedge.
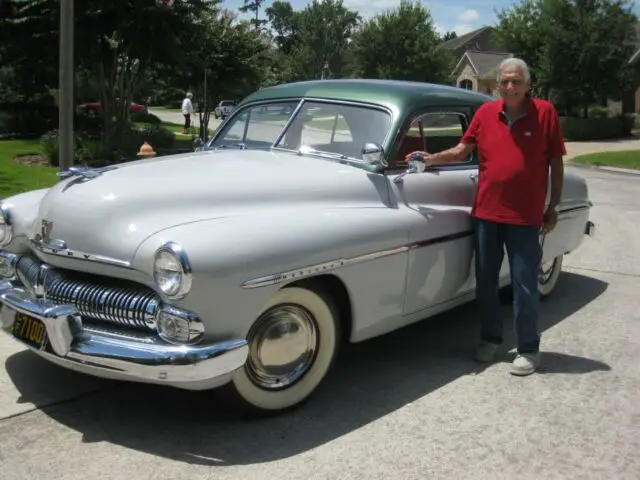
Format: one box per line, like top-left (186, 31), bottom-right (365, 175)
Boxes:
top-left (560, 115), bottom-right (634, 141)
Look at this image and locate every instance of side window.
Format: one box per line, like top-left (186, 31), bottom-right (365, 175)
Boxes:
top-left (395, 111), bottom-right (473, 167)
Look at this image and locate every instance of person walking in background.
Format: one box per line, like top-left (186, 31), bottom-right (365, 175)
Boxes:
top-left (181, 92), bottom-right (194, 134)
top-left (405, 57), bottom-right (565, 376)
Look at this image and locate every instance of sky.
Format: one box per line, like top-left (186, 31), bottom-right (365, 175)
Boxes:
top-left (224, 0), bottom-right (640, 37)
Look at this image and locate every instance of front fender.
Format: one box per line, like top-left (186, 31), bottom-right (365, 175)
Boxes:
top-left (1, 188), bottom-right (51, 254)
top-left (132, 207), bottom-right (412, 340)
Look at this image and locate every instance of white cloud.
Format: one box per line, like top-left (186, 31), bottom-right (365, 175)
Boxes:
top-left (457, 8), bottom-right (479, 24)
top-left (453, 23), bottom-right (476, 35)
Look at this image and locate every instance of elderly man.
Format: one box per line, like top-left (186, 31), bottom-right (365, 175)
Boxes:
top-left (181, 92), bottom-right (194, 134)
top-left (406, 58), bottom-right (565, 376)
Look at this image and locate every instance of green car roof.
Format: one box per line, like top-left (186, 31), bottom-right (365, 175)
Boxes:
top-left (240, 78), bottom-right (494, 112)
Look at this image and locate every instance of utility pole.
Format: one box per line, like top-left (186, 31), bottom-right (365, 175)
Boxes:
top-left (58, 0), bottom-right (74, 172)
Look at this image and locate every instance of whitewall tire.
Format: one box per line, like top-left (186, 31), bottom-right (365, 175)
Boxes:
top-left (538, 254), bottom-right (563, 298)
top-left (222, 286), bottom-right (340, 416)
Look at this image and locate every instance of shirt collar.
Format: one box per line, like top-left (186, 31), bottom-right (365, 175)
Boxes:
top-left (498, 94), bottom-right (534, 121)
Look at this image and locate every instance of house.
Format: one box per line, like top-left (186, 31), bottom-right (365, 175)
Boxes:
top-left (442, 27), bottom-right (512, 97)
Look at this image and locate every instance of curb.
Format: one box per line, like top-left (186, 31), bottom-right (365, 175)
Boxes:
top-left (565, 161), bottom-right (640, 176)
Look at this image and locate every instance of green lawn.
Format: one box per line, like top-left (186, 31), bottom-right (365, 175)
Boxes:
top-left (0, 139), bottom-right (58, 200)
top-left (571, 150), bottom-right (640, 170)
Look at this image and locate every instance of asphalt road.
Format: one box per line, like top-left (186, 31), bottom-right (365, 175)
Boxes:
top-left (1, 165), bottom-right (639, 479)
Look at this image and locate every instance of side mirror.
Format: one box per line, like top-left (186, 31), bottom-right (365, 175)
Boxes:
top-left (193, 137), bottom-right (204, 151)
top-left (361, 142), bottom-right (388, 167)
top-left (394, 156), bottom-right (426, 183)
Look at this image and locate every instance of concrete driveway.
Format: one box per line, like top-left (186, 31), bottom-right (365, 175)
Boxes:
top-left (0, 165), bottom-right (639, 479)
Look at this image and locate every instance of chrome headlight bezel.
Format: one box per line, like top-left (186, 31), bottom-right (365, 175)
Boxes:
top-left (152, 241), bottom-right (192, 300)
top-left (0, 203), bottom-right (14, 247)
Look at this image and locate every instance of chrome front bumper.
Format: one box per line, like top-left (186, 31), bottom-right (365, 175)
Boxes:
top-left (0, 283), bottom-right (248, 390)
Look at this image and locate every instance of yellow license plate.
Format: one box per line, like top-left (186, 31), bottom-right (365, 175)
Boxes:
top-left (12, 312), bottom-right (48, 349)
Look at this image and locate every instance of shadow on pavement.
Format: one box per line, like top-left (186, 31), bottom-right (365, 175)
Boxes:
top-left (4, 271), bottom-right (609, 466)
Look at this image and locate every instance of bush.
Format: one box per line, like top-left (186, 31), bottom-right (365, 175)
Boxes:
top-left (130, 111), bottom-right (162, 125)
top-left (560, 115), bottom-right (634, 141)
top-left (0, 100), bottom-right (58, 137)
top-left (40, 129), bottom-right (90, 167)
top-left (40, 123), bottom-right (178, 167)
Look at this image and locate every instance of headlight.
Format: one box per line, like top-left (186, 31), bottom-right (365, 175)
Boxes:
top-left (153, 241), bottom-right (192, 299)
top-left (0, 203), bottom-right (13, 247)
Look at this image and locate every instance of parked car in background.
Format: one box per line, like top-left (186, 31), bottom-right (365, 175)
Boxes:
top-left (0, 79), bottom-right (595, 417)
top-left (78, 101), bottom-right (148, 114)
top-left (213, 100), bottom-right (236, 119)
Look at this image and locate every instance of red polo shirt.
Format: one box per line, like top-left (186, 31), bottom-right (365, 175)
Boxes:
top-left (461, 96), bottom-right (566, 227)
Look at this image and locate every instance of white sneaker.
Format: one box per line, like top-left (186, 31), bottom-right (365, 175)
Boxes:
top-left (475, 341), bottom-right (500, 363)
top-left (510, 353), bottom-right (540, 376)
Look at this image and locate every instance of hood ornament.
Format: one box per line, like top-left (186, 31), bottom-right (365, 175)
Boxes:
top-left (59, 165), bottom-right (117, 180)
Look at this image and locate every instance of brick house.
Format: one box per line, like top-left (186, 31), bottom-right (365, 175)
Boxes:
top-left (442, 27), bottom-right (512, 97)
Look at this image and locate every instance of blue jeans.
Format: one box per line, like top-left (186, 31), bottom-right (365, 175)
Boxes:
top-left (473, 218), bottom-right (541, 353)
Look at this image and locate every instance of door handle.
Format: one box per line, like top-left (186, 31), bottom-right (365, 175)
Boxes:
top-left (469, 172), bottom-right (478, 181)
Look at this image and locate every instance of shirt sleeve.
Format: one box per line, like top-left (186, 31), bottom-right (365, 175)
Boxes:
top-left (461, 107), bottom-right (482, 145)
top-left (548, 106), bottom-right (566, 158)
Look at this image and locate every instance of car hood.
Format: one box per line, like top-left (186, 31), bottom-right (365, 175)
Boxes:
top-left (32, 149), bottom-right (389, 263)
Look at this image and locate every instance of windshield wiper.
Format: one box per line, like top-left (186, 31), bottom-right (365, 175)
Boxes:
top-left (297, 146), bottom-right (348, 161)
top-left (214, 142), bottom-right (247, 150)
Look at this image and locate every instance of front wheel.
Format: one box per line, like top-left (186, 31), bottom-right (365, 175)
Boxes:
top-left (220, 286), bottom-right (340, 416)
top-left (538, 254), bottom-right (563, 298)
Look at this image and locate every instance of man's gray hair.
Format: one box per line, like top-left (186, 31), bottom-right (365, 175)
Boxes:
top-left (497, 57), bottom-right (531, 82)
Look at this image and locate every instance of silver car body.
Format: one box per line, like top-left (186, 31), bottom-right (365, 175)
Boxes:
top-left (0, 80), bottom-right (594, 406)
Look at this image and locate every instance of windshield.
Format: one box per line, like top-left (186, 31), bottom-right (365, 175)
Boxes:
top-left (274, 101), bottom-right (391, 160)
top-left (211, 100), bottom-right (391, 161)
top-left (212, 101), bottom-right (299, 150)
top-left (220, 101), bottom-right (235, 107)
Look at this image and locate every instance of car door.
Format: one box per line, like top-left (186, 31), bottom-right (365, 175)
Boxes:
top-left (387, 108), bottom-right (479, 315)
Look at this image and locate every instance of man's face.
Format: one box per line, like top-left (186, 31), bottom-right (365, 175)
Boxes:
top-left (498, 66), bottom-right (530, 106)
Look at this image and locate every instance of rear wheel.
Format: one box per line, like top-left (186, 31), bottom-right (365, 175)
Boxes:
top-left (220, 286), bottom-right (340, 416)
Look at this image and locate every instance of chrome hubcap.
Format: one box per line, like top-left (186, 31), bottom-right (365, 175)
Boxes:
top-left (539, 259), bottom-right (556, 284)
top-left (245, 304), bottom-right (319, 391)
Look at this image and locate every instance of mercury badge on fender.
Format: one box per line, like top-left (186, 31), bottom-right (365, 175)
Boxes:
top-left (0, 79), bottom-right (595, 416)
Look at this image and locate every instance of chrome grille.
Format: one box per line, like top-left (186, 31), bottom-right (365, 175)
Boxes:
top-left (16, 255), bottom-right (160, 331)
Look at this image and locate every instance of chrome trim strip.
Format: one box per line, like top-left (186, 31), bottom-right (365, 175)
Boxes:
top-left (558, 204), bottom-right (591, 215)
top-left (241, 229), bottom-right (474, 289)
top-left (272, 99), bottom-right (306, 147)
top-left (28, 236), bottom-right (132, 268)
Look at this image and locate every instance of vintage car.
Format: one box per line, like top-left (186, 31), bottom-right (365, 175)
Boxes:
top-left (0, 79), bottom-right (595, 416)
top-left (213, 100), bottom-right (236, 119)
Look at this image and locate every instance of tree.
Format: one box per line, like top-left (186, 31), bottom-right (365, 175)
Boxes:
top-left (265, 0), bottom-right (297, 55)
top-left (288, 0), bottom-right (360, 80)
top-left (238, 0), bottom-right (267, 29)
top-left (165, 9), bottom-right (270, 139)
top-left (72, 0), bottom-right (216, 148)
top-left (441, 31), bottom-right (457, 42)
top-left (495, 0), bottom-right (637, 116)
top-left (351, 1), bottom-right (453, 83)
